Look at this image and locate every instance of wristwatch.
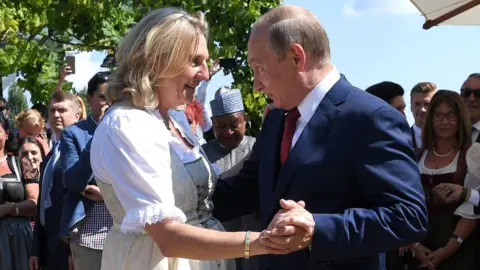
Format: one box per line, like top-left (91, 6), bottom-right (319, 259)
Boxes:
top-left (451, 233), bottom-right (464, 245)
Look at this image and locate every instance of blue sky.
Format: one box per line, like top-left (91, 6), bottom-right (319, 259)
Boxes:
top-left (3, 0), bottom-right (479, 124)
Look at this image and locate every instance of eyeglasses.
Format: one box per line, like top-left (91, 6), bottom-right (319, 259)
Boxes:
top-left (434, 111), bottom-right (457, 122)
top-left (461, 88), bottom-right (480, 99)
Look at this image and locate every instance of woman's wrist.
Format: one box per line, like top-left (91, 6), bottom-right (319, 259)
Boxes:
top-left (249, 231), bottom-right (268, 257)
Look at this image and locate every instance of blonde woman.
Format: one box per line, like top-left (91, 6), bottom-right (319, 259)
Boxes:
top-left (15, 109), bottom-right (49, 154)
top-left (90, 7), bottom-right (305, 270)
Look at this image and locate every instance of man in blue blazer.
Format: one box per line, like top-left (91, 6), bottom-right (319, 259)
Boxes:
top-left (212, 5), bottom-right (427, 270)
top-left (59, 72), bottom-right (112, 270)
top-left (30, 91), bottom-right (81, 270)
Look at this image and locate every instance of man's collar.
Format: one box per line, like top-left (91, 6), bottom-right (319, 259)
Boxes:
top-left (297, 66), bottom-right (340, 123)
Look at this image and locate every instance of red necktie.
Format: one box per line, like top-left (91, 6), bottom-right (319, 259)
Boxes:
top-left (280, 108), bottom-right (300, 165)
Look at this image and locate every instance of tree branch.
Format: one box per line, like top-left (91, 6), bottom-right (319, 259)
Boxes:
top-left (46, 35), bottom-right (113, 50)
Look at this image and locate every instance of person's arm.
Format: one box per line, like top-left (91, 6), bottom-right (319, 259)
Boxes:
top-left (61, 128), bottom-right (93, 193)
top-left (442, 217), bottom-right (478, 256)
top-left (51, 64), bottom-right (71, 93)
top-left (94, 112), bottom-right (284, 260)
top-left (0, 182), bottom-right (38, 217)
top-left (301, 107), bottom-right (427, 260)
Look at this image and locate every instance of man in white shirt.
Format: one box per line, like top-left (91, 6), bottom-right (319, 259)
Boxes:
top-left (410, 82), bottom-right (437, 148)
top-left (461, 73), bottom-right (480, 143)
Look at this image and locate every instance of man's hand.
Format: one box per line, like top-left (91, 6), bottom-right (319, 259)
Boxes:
top-left (99, 105), bottom-right (109, 121)
top-left (29, 256), bottom-right (40, 270)
top-left (423, 247), bottom-right (451, 269)
top-left (81, 185), bottom-right (103, 201)
top-left (260, 199), bottom-right (315, 253)
top-left (433, 183), bottom-right (464, 204)
top-left (68, 255), bottom-right (75, 270)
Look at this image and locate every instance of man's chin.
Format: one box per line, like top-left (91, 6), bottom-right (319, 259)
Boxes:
top-left (220, 141), bottom-right (241, 150)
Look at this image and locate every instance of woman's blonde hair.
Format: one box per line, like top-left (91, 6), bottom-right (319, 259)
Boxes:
top-left (106, 7), bottom-right (209, 110)
top-left (15, 109), bottom-right (45, 130)
top-left (76, 95), bottom-right (87, 120)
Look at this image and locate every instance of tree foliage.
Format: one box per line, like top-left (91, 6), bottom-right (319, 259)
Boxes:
top-left (7, 82), bottom-right (28, 122)
top-left (0, 0), bottom-right (281, 135)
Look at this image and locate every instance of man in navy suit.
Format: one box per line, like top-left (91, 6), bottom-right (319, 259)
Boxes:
top-left (60, 72), bottom-right (112, 270)
top-left (213, 5), bottom-right (427, 270)
top-left (30, 91), bottom-right (81, 270)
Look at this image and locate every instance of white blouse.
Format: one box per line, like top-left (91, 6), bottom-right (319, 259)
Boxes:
top-left (90, 105), bottom-right (204, 233)
top-left (456, 143), bottom-right (480, 219)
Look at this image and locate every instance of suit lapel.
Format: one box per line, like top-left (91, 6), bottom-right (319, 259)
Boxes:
top-left (267, 76), bottom-right (349, 218)
top-left (262, 110), bottom-right (286, 187)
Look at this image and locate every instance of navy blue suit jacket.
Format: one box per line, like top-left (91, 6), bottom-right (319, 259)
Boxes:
top-left (32, 148), bottom-right (70, 264)
top-left (213, 76), bottom-right (428, 270)
top-left (59, 116), bottom-right (96, 239)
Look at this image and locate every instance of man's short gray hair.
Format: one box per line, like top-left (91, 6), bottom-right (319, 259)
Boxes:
top-left (255, 5), bottom-right (331, 67)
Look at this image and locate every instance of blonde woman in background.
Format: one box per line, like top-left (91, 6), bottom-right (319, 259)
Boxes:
top-left (90, 7), bottom-right (303, 270)
top-left (76, 95), bottom-right (87, 120)
top-left (15, 109), bottom-right (50, 154)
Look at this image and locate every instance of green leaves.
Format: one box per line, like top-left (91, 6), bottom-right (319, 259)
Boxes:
top-left (0, 0), bottom-right (280, 134)
top-left (7, 82), bottom-right (29, 123)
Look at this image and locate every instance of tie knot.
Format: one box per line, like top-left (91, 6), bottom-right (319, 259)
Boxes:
top-left (287, 107), bottom-right (300, 121)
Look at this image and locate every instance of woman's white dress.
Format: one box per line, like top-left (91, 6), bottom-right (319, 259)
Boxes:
top-left (90, 102), bottom-right (235, 270)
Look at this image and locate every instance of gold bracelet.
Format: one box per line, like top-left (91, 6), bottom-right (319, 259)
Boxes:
top-left (466, 189), bottom-right (472, 202)
top-left (244, 231), bottom-right (251, 259)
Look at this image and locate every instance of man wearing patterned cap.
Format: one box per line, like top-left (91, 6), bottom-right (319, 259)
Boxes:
top-left (203, 87), bottom-right (260, 270)
top-left (203, 87), bottom-right (256, 173)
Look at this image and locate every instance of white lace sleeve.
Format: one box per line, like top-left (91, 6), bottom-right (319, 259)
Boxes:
top-left (455, 143), bottom-right (480, 219)
top-left (96, 109), bottom-right (187, 233)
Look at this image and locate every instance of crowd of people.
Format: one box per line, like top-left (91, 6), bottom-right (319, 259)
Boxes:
top-left (1, 4), bottom-right (480, 270)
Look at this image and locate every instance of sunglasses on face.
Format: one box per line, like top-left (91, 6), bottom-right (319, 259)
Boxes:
top-left (461, 88), bottom-right (480, 99)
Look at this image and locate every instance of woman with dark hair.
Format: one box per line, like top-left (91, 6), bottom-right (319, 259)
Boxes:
top-left (0, 115), bottom-right (40, 270)
top-left (18, 136), bottom-right (46, 169)
top-left (401, 90), bottom-right (478, 270)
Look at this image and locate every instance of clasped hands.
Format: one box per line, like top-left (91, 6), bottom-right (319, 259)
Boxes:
top-left (258, 199), bottom-right (315, 255)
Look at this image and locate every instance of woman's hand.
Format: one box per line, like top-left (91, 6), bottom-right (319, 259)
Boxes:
top-left (424, 247), bottom-right (451, 269)
top-left (433, 183), bottom-right (464, 204)
top-left (413, 243), bottom-right (435, 269)
top-left (21, 156), bottom-right (40, 180)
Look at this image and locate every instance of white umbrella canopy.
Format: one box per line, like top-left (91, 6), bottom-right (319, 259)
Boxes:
top-left (410, 0), bottom-right (480, 29)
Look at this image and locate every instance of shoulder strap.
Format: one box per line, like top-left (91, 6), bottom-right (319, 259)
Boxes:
top-left (453, 146), bottom-right (469, 185)
top-left (7, 155), bottom-right (21, 182)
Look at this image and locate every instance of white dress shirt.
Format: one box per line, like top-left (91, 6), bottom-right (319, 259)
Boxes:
top-left (472, 121), bottom-right (480, 143)
top-left (291, 67), bottom-right (341, 148)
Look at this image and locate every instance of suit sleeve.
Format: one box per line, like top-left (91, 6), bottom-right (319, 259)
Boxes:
top-left (212, 126), bottom-right (264, 222)
top-left (310, 106), bottom-right (428, 259)
top-left (60, 128), bottom-right (93, 193)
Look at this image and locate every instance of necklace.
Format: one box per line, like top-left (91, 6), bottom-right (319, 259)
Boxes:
top-left (432, 147), bottom-right (454, 158)
top-left (0, 155), bottom-right (7, 164)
